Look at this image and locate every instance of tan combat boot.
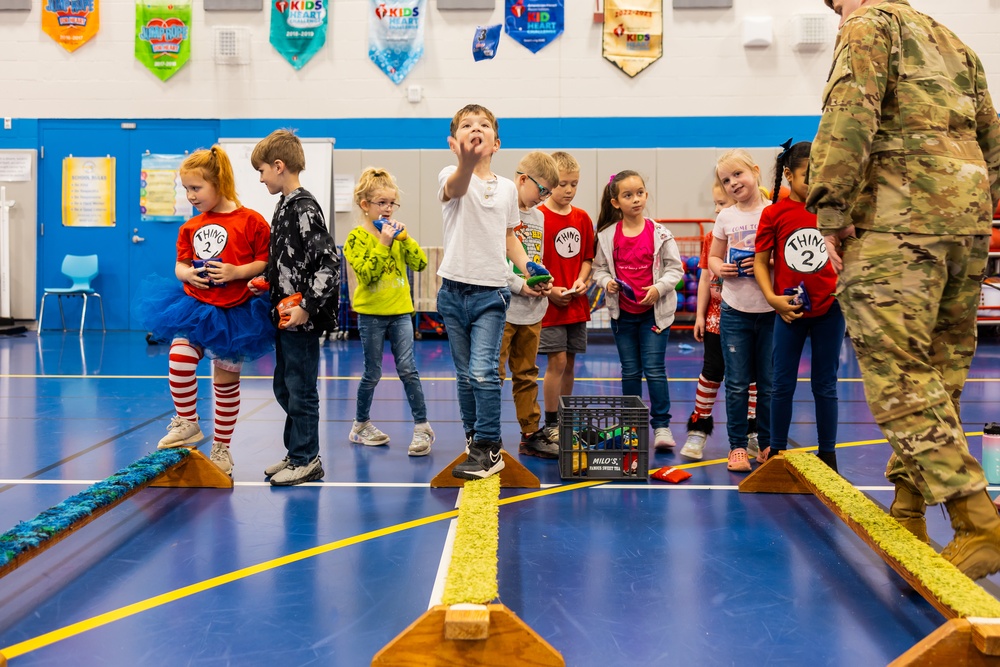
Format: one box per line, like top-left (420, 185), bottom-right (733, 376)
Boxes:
top-left (889, 480), bottom-right (929, 544)
top-left (942, 490), bottom-right (1000, 580)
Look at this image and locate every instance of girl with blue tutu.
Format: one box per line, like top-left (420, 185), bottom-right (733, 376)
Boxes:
top-left (135, 145), bottom-right (273, 477)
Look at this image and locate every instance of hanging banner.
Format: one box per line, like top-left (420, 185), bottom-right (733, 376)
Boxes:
top-left (63, 157), bottom-right (116, 228)
top-left (42, 0), bottom-right (100, 53)
top-left (271, 0), bottom-right (328, 70)
top-left (504, 0), bottom-right (562, 54)
top-left (368, 0), bottom-right (425, 84)
top-left (140, 154), bottom-right (192, 224)
top-left (135, 0), bottom-right (192, 82)
top-left (603, 0), bottom-right (662, 78)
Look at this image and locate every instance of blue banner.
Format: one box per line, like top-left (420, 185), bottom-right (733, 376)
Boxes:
top-left (270, 0), bottom-right (328, 71)
top-left (504, 0), bottom-right (563, 54)
top-left (369, 0), bottom-right (425, 84)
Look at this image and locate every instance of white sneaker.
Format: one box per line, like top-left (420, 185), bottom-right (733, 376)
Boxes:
top-left (747, 431), bottom-right (760, 459)
top-left (653, 427), bottom-right (676, 451)
top-left (209, 441), bottom-right (233, 477)
top-left (269, 456), bottom-right (324, 486)
top-left (680, 431), bottom-right (707, 461)
top-left (157, 415), bottom-right (204, 449)
top-left (409, 422), bottom-right (435, 457)
top-left (264, 455), bottom-right (291, 478)
top-left (349, 420), bottom-right (390, 446)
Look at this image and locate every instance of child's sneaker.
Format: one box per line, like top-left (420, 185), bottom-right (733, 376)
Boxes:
top-left (264, 455), bottom-right (290, 478)
top-left (542, 424), bottom-right (559, 444)
top-left (747, 418), bottom-right (759, 458)
top-left (409, 422), bottom-right (435, 457)
top-left (452, 440), bottom-right (505, 480)
top-left (157, 415), bottom-right (204, 449)
top-left (653, 427), bottom-right (676, 451)
top-left (727, 448), bottom-right (752, 472)
top-left (679, 431), bottom-right (707, 460)
top-left (269, 456), bottom-right (324, 486)
top-left (209, 441), bottom-right (234, 478)
top-left (350, 420), bottom-right (390, 446)
top-left (519, 430), bottom-right (559, 459)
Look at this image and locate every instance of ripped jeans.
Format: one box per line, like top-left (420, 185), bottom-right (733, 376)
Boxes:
top-left (719, 303), bottom-right (774, 451)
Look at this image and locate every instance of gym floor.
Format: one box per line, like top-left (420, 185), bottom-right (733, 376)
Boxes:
top-left (2, 328), bottom-right (1000, 666)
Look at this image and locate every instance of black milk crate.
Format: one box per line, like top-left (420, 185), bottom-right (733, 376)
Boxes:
top-left (558, 395), bottom-right (648, 480)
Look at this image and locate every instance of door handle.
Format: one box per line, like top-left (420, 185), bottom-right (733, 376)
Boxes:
top-left (132, 234), bottom-right (145, 243)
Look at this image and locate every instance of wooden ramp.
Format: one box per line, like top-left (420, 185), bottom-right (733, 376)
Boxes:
top-left (430, 450), bottom-right (540, 489)
top-left (0, 448), bottom-right (231, 579)
top-left (741, 452), bottom-right (1000, 665)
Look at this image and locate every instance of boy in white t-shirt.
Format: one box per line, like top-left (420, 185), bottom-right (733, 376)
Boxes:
top-left (437, 104), bottom-right (551, 480)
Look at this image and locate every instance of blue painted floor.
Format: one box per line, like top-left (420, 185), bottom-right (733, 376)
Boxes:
top-left (1, 328), bottom-right (999, 665)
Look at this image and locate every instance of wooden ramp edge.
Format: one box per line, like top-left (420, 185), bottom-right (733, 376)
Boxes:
top-left (741, 452), bottom-right (1000, 665)
top-left (371, 604), bottom-right (563, 666)
top-left (150, 448), bottom-right (234, 489)
top-left (0, 449), bottom-right (231, 579)
top-left (431, 450), bottom-right (540, 488)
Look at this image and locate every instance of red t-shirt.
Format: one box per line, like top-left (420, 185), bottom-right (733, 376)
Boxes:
top-left (613, 219), bottom-right (655, 315)
top-left (176, 206), bottom-right (271, 308)
top-left (754, 199), bottom-right (837, 318)
top-left (699, 232), bottom-right (722, 334)
top-left (541, 205), bottom-right (595, 327)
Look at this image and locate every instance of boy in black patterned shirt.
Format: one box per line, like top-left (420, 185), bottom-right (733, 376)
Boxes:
top-left (251, 129), bottom-right (341, 486)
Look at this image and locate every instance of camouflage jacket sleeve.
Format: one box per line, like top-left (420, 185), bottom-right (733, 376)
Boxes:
top-left (973, 52), bottom-right (1000, 210)
top-left (806, 15), bottom-right (890, 235)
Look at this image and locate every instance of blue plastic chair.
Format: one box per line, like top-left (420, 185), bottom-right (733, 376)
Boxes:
top-left (38, 254), bottom-right (106, 332)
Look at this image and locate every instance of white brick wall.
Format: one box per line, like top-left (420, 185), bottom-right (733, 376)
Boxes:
top-left (0, 1), bottom-right (999, 119)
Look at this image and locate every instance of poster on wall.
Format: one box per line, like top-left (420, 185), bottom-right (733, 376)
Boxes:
top-left (62, 157), bottom-right (115, 227)
top-left (271, 0), bottom-right (328, 70)
top-left (603, 0), bottom-right (662, 77)
top-left (504, 0), bottom-right (562, 53)
top-left (140, 154), bottom-right (192, 223)
top-left (42, 0), bottom-right (100, 52)
top-left (368, 0), bottom-right (425, 84)
top-left (135, 0), bottom-right (192, 81)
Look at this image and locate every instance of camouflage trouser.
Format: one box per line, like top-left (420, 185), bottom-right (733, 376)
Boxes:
top-left (838, 231), bottom-right (989, 505)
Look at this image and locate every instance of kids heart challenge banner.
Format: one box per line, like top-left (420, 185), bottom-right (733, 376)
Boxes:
top-left (603, 0), bottom-right (662, 78)
top-left (504, 0), bottom-right (563, 54)
top-left (368, 0), bottom-right (425, 84)
top-left (271, 0), bottom-right (328, 70)
top-left (42, 0), bottom-right (100, 53)
top-left (135, 0), bottom-right (191, 81)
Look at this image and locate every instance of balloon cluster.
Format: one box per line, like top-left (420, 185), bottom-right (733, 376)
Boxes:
top-left (674, 255), bottom-right (702, 312)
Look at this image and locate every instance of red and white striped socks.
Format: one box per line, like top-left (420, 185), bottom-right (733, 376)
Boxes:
top-left (693, 375), bottom-right (720, 419)
top-left (748, 383), bottom-right (758, 420)
top-left (213, 381), bottom-right (240, 447)
top-left (168, 341), bottom-right (202, 422)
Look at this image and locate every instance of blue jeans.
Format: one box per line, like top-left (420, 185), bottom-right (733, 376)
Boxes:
top-left (720, 304), bottom-right (774, 450)
top-left (273, 329), bottom-right (320, 465)
top-left (771, 300), bottom-right (846, 453)
top-left (356, 313), bottom-right (428, 424)
top-left (436, 279), bottom-right (510, 442)
top-left (610, 309), bottom-right (671, 428)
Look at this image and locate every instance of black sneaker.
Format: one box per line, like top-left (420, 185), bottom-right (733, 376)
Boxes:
top-left (519, 430), bottom-right (559, 459)
top-left (452, 440), bottom-right (505, 480)
top-left (464, 430), bottom-right (475, 454)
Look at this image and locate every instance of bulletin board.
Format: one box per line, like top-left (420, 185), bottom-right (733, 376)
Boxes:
top-left (219, 138), bottom-right (334, 230)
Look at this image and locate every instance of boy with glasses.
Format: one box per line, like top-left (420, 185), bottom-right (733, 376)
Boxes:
top-left (437, 104), bottom-right (553, 479)
top-left (500, 152), bottom-right (561, 458)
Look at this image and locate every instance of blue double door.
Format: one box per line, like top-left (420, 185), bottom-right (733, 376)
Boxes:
top-left (38, 120), bottom-right (219, 330)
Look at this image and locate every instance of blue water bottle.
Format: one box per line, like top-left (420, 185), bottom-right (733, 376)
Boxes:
top-left (983, 423), bottom-right (1000, 485)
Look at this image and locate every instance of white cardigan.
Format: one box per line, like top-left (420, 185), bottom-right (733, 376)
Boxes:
top-left (592, 220), bottom-right (685, 331)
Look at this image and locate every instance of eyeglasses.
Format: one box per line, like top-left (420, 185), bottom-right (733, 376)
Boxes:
top-left (517, 172), bottom-right (551, 199)
top-left (369, 200), bottom-right (400, 211)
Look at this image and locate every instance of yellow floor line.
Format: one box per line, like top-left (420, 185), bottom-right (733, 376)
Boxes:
top-left (0, 430), bottom-right (974, 659)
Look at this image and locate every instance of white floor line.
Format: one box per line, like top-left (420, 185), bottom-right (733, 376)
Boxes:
top-left (427, 487), bottom-right (462, 609)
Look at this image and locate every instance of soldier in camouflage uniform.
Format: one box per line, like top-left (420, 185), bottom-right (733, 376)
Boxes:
top-left (808, 0), bottom-right (1000, 579)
